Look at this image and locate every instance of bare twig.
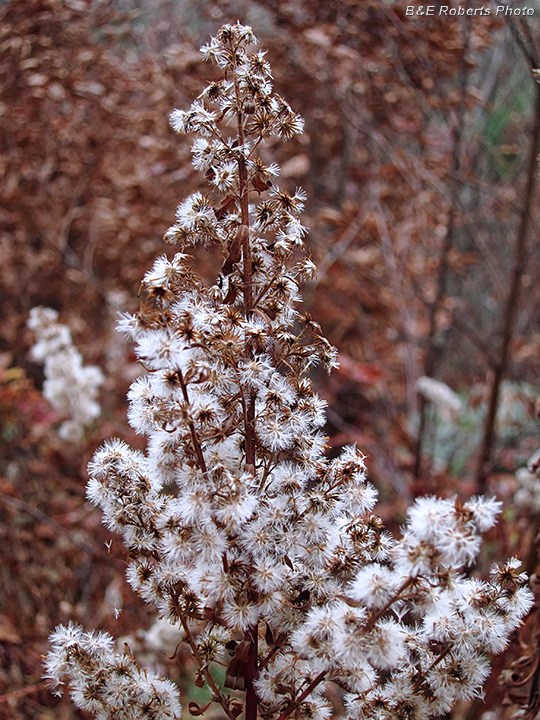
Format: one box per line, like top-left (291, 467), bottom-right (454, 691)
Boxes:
top-left (0, 681), bottom-right (49, 704)
top-left (475, 55), bottom-right (540, 492)
top-left (325, 407), bottom-right (411, 501)
top-left (412, 645), bottom-right (452, 692)
top-left (371, 188), bottom-right (420, 419)
top-left (0, 492), bottom-right (115, 563)
top-left (309, 211), bottom-right (363, 290)
top-left (177, 368), bottom-right (210, 480)
top-left (407, 274), bottom-right (493, 361)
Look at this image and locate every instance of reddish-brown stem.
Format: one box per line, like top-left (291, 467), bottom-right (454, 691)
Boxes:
top-left (275, 671), bottom-right (328, 720)
top-left (230, 42), bottom-right (259, 720)
top-left (259, 643), bottom-right (281, 670)
top-left (245, 623), bottom-right (259, 720)
top-left (0, 681), bottom-right (49, 704)
top-left (231, 46), bottom-right (253, 318)
top-left (177, 368), bottom-right (209, 479)
top-left (253, 267), bottom-right (288, 309)
top-left (412, 645), bottom-right (452, 692)
top-left (364, 576), bottom-right (415, 633)
top-left (176, 611), bottom-right (237, 720)
top-left (230, 40), bottom-right (256, 474)
top-left (0, 492), bottom-right (109, 562)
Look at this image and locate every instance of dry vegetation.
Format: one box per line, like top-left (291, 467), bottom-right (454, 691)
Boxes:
top-left (1, 0), bottom-right (539, 717)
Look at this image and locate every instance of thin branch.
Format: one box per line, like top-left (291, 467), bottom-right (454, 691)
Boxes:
top-left (363, 576), bottom-right (415, 633)
top-left (259, 643), bottom-right (281, 671)
top-left (309, 212), bottom-right (363, 291)
top-left (412, 645), bottom-right (452, 692)
top-left (0, 492), bottom-right (116, 563)
top-left (382, 5), bottom-right (460, 131)
top-left (177, 368), bottom-right (210, 480)
top-left (231, 38), bottom-right (257, 475)
top-left (447, 168), bottom-right (520, 216)
top-left (503, 12), bottom-right (539, 69)
top-left (230, 40), bottom-right (259, 720)
top-left (407, 273), bottom-right (493, 361)
top-left (371, 189), bottom-right (420, 419)
top-left (325, 407), bottom-right (411, 500)
top-left (245, 623), bottom-right (259, 720)
top-left (176, 609), bottom-right (238, 720)
top-left (0, 681), bottom-right (49, 704)
top-left (275, 671), bottom-right (327, 720)
top-left (475, 80), bottom-right (540, 492)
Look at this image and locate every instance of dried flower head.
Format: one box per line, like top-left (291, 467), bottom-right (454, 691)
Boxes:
top-left (46, 24), bottom-right (532, 720)
top-left (28, 307), bottom-right (104, 441)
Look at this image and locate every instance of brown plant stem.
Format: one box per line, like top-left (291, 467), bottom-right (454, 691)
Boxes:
top-left (0, 492), bottom-right (114, 563)
top-left (412, 645), bottom-right (452, 692)
top-left (259, 643), bottom-right (281, 671)
top-left (0, 681), bottom-right (49, 704)
top-left (275, 671), bottom-right (328, 720)
top-left (363, 576), bottom-right (415, 633)
top-left (176, 609), bottom-right (238, 720)
top-left (177, 368), bottom-right (209, 479)
top-left (245, 623), bottom-right (259, 720)
top-left (475, 81), bottom-right (540, 493)
top-left (231, 40), bottom-right (253, 318)
top-left (231, 38), bottom-right (256, 473)
top-left (230, 40), bottom-right (259, 720)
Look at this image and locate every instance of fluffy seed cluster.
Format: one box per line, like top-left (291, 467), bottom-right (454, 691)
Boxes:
top-left (45, 623), bottom-right (181, 719)
top-left (28, 306), bottom-right (104, 441)
top-left (45, 25), bottom-right (532, 720)
top-left (515, 448), bottom-right (540, 512)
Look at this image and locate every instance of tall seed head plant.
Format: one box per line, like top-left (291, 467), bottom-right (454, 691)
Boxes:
top-left (45, 24), bottom-right (533, 720)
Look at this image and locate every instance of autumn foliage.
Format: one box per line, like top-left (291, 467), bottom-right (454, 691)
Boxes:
top-left (1, 1), bottom-right (539, 718)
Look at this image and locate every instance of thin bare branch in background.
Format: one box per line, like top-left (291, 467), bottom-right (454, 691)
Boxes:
top-left (476, 21), bottom-right (540, 493)
top-left (3, 3), bottom-right (540, 716)
top-left (414, 18), bottom-right (471, 480)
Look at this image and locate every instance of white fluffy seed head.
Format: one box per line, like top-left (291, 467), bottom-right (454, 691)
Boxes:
top-left (45, 23), bottom-right (532, 720)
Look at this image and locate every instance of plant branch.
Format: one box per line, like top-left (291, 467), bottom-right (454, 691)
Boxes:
top-left (259, 643), bottom-right (281, 671)
top-left (230, 39), bottom-right (257, 475)
top-left (363, 576), bottom-right (415, 633)
top-left (245, 623), bottom-right (259, 720)
top-left (177, 609), bottom-right (238, 720)
top-left (0, 492), bottom-right (115, 563)
top-left (475, 80), bottom-right (540, 492)
top-left (0, 681), bottom-right (49, 704)
top-left (177, 368), bottom-right (210, 480)
top-left (229, 42), bottom-right (260, 720)
top-left (275, 671), bottom-right (327, 720)
top-left (412, 645), bottom-right (452, 692)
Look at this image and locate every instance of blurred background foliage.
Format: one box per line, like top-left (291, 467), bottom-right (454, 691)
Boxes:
top-left (1, 0), bottom-right (540, 717)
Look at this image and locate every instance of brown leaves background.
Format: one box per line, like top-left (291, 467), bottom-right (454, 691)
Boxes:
top-left (1, 0), bottom-right (540, 717)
